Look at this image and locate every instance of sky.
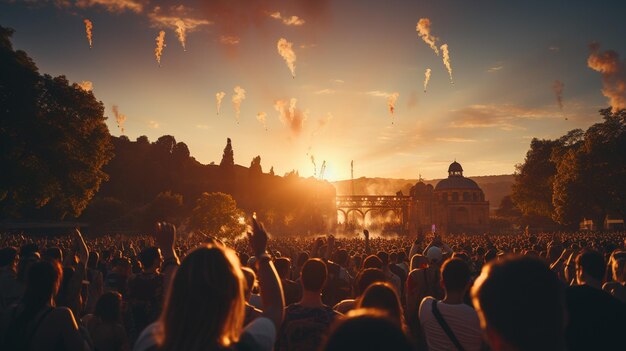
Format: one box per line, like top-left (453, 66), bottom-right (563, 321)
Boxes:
top-left (1, 0), bottom-right (625, 181)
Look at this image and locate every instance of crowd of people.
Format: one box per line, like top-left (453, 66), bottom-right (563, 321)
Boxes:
top-left (0, 220), bottom-right (625, 351)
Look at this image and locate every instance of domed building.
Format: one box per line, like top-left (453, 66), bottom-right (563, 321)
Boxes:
top-left (409, 161), bottom-right (489, 234)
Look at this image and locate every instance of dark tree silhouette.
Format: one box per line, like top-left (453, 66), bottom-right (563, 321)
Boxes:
top-left (0, 26), bottom-right (113, 219)
top-left (250, 155), bottom-right (262, 176)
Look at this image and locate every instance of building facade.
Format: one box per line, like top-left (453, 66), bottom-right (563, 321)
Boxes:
top-left (409, 161), bottom-right (489, 234)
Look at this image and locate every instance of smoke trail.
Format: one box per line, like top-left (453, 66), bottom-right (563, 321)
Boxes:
top-left (175, 20), bottom-right (187, 51)
top-left (216, 92), bottom-right (226, 115)
top-left (388, 92), bottom-right (399, 115)
top-left (256, 112), bottom-right (267, 130)
top-left (155, 31), bottom-right (166, 66)
top-left (274, 98), bottom-right (307, 135)
top-left (277, 38), bottom-right (296, 78)
top-left (440, 44), bottom-right (453, 84)
top-left (78, 80), bottom-right (93, 91)
top-left (423, 68), bottom-right (432, 92)
top-left (112, 105), bottom-right (127, 134)
top-left (84, 19), bottom-right (93, 48)
top-left (232, 86), bottom-right (246, 123)
top-left (553, 80), bottom-right (564, 111)
top-left (587, 43), bottom-right (626, 112)
top-left (416, 18), bottom-right (439, 55)
top-left (310, 155), bottom-right (317, 176)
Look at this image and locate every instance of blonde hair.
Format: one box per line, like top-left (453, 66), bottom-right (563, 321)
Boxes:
top-left (159, 244), bottom-right (245, 350)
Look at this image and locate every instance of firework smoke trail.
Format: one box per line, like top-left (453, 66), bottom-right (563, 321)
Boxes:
top-left (423, 68), bottom-right (432, 92)
top-left (232, 86), bottom-right (246, 123)
top-left (257, 112), bottom-right (267, 130)
top-left (175, 20), bottom-right (186, 51)
top-left (112, 105), bottom-right (127, 134)
top-left (416, 18), bottom-right (439, 55)
top-left (553, 80), bottom-right (565, 111)
top-left (277, 38), bottom-right (296, 78)
top-left (587, 43), bottom-right (626, 112)
top-left (216, 92), bottom-right (226, 115)
top-left (310, 155), bottom-right (317, 176)
top-left (84, 19), bottom-right (93, 49)
top-left (440, 44), bottom-right (453, 84)
top-left (155, 31), bottom-right (166, 66)
top-left (388, 93), bottom-right (399, 124)
top-left (78, 81), bottom-right (93, 91)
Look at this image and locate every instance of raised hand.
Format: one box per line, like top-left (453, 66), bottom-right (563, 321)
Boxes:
top-left (248, 216), bottom-right (268, 257)
top-left (155, 222), bottom-right (176, 257)
top-left (363, 229), bottom-right (370, 240)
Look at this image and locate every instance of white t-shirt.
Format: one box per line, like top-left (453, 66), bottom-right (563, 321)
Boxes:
top-left (133, 317), bottom-right (276, 351)
top-left (418, 297), bottom-right (483, 351)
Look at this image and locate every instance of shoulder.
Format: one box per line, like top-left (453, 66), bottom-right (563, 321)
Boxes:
top-left (134, 322), bottom-right (161, 351)
top-left (418, 297), bottom-right (435, 315)
top-left (241, 317), bottom-right (276, 351)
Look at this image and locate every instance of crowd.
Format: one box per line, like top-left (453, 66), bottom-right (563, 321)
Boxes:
top-left (0, 220), bottom-right (625, 351)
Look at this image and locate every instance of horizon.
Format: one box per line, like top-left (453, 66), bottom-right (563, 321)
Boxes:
top-left (1, 0), bottom-right (625, 181)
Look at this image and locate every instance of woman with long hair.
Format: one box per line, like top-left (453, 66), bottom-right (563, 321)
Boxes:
top-left (357, 282), bottom-right (407, 332)
top-left (82, 291), bottom-right (129, 351)
top-left (134, 218), bottom-right (284, 351)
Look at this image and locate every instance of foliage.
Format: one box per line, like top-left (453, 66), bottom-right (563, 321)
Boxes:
top-left (220, 138), bottom-right (234, 167)
top-left (249, 155), bottom-right (262, 177)
top-left (189, 192), bottom-right (244, 239)
top-left (0, 25), bottom-right (113, 219)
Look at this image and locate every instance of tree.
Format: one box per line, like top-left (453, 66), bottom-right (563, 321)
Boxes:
top-left (189, 192), bottom-right (244, 239)
top-left (269, 166), bottom-right (275, 176)
top-left (0, 26), bottom-right (113, 219)
top-left (220, 138), bottom-right (234, 167)
top-left (146, 191), bottom-right (184, 224)
top-left (249, 155), bottom-right (262, 176)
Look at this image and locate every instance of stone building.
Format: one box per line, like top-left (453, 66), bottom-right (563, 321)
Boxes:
top-left (409, 161), bottom-right (489, 234)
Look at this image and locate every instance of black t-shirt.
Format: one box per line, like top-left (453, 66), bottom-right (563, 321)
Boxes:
top-left (566, 284), bottom-right (626, 351)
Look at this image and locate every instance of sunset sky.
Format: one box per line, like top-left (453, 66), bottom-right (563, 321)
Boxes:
top-left (2, 0), bottom-right (625, 181)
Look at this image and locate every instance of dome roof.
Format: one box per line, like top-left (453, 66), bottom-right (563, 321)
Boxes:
top-left (435, 176), bottom-right (481, 191)
top-left (448, 161), bottom-right (463, 173)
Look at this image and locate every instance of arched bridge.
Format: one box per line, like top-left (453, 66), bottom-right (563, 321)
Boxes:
top-left (336, 195), bottom-right (411, 229)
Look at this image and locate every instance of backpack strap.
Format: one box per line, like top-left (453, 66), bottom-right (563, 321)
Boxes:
top-left (431, 300), bottom-right (466, 351)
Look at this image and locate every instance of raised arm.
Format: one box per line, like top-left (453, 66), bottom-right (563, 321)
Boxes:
top-left (364, 230), bottom-right (371, 255)
top-left (154, 222), bottom-right (180, 292)
top-left (249, 217), bottom-right (284, 330)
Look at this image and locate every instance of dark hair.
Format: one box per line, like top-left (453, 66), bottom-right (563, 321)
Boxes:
top-left (376, 252), bottom-right (389, 266)
top-left (363, 255), bottom-right (383, 269)
top-left (441, 258), bottom-right (471, 292)
top-left (356, 268), bottom-right (386, 296)
top-left (576, 250), bottom-right (605, 282)
top-left (0, 247), bottom-right (18, 267)
top-left (43, 247), bottom-right (63, 262)
top-left (87, 251), bottom-right (99, 270)
top-left (358, 282), bottom-right (403, 326)
top-left (322, 309), bottom-right (412, 351)
top-left (23, 260), bottom-right (63, 315)
top-left (274, 257), bottom-right (291, 279)
top-left (301, 259), bottom-right (327, 292)
top-left (484, 249), bottom-right (497, 263)
top-left (95, 291), bottom-right (122, 323)
top-left (138, 247), bottom-right (161, 270)
top-left (241, 267), bottom-right (256, 296)
top-left (335, 249), bottom-right (349, 266)
top-left (297, 252), bottom-right (309, 267)
top-left (472, 256), bottom-right (565, 351)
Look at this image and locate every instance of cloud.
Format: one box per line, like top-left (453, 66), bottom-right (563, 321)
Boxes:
top-left (487, 65), bottom-right (503, 73)
top-left (448, 104), bottom-right (560, 130)
top-left (274, 98), bottom-right (308, 136)
top-left (587, 43), bottom-right (626, 112)
top-left (219, 35), bottom-right (240, 45)
top-left (148, 120), bottom-right (159, 128)
top-left (196, 124), bottom-right (210, 130)
top-left (314, 89), bottom-right (336, 95)
top-left (74, 0), bottom-right (144, 13)
top-left (148, 5), bottom-right (212, 32)
top-left (331, 79), bottom-right (345, 84)
top-left (367, 90), bottom-right (394, 98)
top-left (269, 11), bottom-right (305, 26)
top-left (435, 137), bottom-right (477, 143)
top-left (548, 45), bottom-right (560, 52)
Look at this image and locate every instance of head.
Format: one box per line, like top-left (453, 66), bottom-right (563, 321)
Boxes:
top-left (23, 260), bottom-right (63, 310)
top-left (471, 256), bottom-right (565, 351)
top-left (300, 258), bottom-right (327, 293)
top-left (363, 255), bottom-right (383, 269)
top-left (95, 291), bottom-right (122, 323)
top-left (0, 247), bottom-right (18, 272)
top-left (138, 247), bottom-right (163, 272)
top-left (87, 251), bottom-right (99, 270)
top-left (335, 249), bottom-right (349, 267)
top-left (441, 258), bottom-right (471, 294)
top-left (159, 244), bottom-right (245, 350)
top-left (575, 250), bottom-right (605, 286)
top-left (376, 251), bottom-right (389, 267)
top-left (610, 252), bottom-right (626, 283)
top-left (241, 266), bottom-right (256, 300)
top-left (426, 246), bottom-right (443, 265)
top-left (274, 257), bottom-right (291, 280)
top-left (357, 282), bottom-right (404, 327)
top-left (410, 254), bottom-right (429, 271)
top-left (322, 309), bottom-right (412, 351)
top-left (43, 247), bottom-right (63, 263)
top-left (356, 268), bottom-right (386, 296)
top-left (296, 251), bottom-right (309, 268)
